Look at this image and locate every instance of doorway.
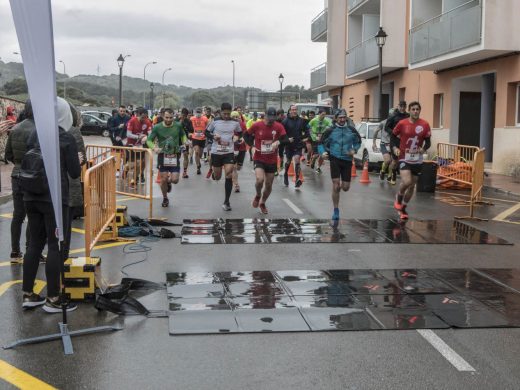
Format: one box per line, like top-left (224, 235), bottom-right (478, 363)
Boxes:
top-left (458, 92), bottom-right (481, 146)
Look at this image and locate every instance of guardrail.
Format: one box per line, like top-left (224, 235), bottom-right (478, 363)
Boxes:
top-left (346, 37), bottom-right (378, 76)
top-left (83, 157), bottom-right (117, 258)
top-left (455, 148), bottom-right (488, 221)
top-left (84, 145), bottom-right (154, 218)
top-left (311, 9), bottom-right (327, 41)
top-left (310, 63), bottom-right (327, 89)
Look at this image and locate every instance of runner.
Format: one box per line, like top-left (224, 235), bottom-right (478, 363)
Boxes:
top-left (231, 111), bottom-right (247, 193)
top-left (189, 107), bottom-right (208, 176)
top-left (146, 108), bottom-right (187, 207)
top-left (385, 101), bottom-right (410, 184)
top-left (321, 109), bottom-right (361, 220)
top-left (245, 107), bottom-right (288, 214)
top-left (304, 110), bottom-right (316, 164)
top-left (126, 107), bottom-right (152, 184)
top-left (282, 105), bottom-right (309, 189)
top-left (203, 107), bottom-right (215, 168)
top-left (179, 107), bottom-right (194, 178)
top-left (391, 101), bottom-right (431, 220)
top-left (308, 109), bottom-right (332, 173)
top-left (372, 109), bottom-right (394, 182)
top-left (206, 102), bottom-right (242, 211)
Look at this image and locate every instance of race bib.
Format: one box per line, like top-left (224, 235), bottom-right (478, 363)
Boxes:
top-left (163, 154), bottom-right (178, 167)
top-left (405, 149), bottom-right (421, 162)
top-left (217, 141), bottom-right (230, 153)
top-left (260, 140), bottom-right (273, 154)
top-left (195, 130), bottom-right (204, 138)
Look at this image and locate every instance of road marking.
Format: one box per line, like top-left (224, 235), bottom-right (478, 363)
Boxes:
top-left (417, 329), bottom-right (475, 372)
top-left (71, 227), bottom-right (85, 234)
top-left (68, 240), bottom-right (131, 255)
top-left (283, 198), bottom-right (303, 215)
top-left (492, 201), bottom-right (520, 222)
top-left (0, 359), bottom-right (56, 390)
top-left (0, 280), bottom-right (46, 298)
top-left (347, 249), bottom-right (361, 252)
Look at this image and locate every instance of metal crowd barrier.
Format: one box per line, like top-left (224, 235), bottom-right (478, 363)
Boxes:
top-left (84, 145), bottom-right (154, 219)
top-left (455, 148), bottom-right (488, 221)
top-left (83, 157), bottom-right (117, 258)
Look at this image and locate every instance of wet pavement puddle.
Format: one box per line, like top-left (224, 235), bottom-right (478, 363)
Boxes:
top-left (167, 268), bottom-right (520, 335)
top-left (180, 219), bottom-right (512, 245)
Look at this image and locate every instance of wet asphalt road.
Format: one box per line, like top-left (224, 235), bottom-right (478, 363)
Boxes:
top-left (0, 135), bottom-right (519, 389)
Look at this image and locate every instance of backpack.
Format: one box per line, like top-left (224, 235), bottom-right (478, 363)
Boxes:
top-left (18, 145), bottom-right (49, 195)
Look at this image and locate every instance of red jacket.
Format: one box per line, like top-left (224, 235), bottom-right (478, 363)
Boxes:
top-left (126, 117), bottom-right (152, 146)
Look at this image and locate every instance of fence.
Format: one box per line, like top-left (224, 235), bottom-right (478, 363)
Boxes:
top-left (83, 157), bottom-right (117, 258)
top-left (436, 142), bottom-right (480, 190)
top-left (455, 148), bottom-right (487, 221)
top-left (84, 145), bottom-right (154, 219)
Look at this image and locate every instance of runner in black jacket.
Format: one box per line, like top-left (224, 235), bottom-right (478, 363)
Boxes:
top-left (281, 105), bottom-right (309, 188)
top-left (384, 101), bottom-right (409, 184)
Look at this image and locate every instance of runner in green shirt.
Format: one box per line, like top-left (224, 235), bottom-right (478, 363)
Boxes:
top-left (308, 110), bottom-right (332, 173)
top-left (146, 108), bottom-right (187, 207)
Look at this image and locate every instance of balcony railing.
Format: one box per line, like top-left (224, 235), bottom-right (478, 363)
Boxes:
top-left (311, 9), bottom-right (327, 41)
top-left (348, 0), bottom-right (367, 12)
top-left (310, 63), bottom-right (327, 89)
top-left (346, 37), bottom-right (378, 76)
top-left (409, 0), bottom-right (482, 64)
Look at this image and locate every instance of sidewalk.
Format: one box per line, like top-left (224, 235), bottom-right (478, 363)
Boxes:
top-left (484, 171), bottom-right (520, 198)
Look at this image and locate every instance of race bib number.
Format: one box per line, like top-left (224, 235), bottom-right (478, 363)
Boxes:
top-left (163, 154), bottom-right (178, 167)
top-left (195, 130), bottom-right (204, 138)
top-left (217, 141), bottom-right (230, 153)
top-left (260, 140), bottom-right (273, 154)
top-left (405, 149), bottom-right (421, 162)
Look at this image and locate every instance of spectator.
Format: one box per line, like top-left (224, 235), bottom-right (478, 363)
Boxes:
top-left (108, 106), bottom-right (130, 146)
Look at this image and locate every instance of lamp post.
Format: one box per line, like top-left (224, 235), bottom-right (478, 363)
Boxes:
top-left (278, 73), bottom-right (284, 110)
top-left (162, 67), bottom-right (172, 108)
top-left (143, 61), bottom-right (157, 107)
top-left (231, 60), bottom-right (235, 108)
top-left (117, 54), bottom-right (130, 107)
top-left (59, 60), bottom-right (66, 99)
top-left (375, 26), bottom-right (387, 121)
top-left (150, 83), bottom-right (155, 111)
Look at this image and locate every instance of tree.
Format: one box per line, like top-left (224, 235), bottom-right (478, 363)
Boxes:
top-left (3, 78), bottom-right (28, 95)
top-left (184, 90), bottom-right (217, 108)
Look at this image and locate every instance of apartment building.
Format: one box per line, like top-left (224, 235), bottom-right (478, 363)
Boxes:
top-left (310, 0), bottom-right (520, 174)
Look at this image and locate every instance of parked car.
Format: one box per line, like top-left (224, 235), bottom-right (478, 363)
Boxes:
top-left (80, 113), bottom-right (110, 137)
top-left (82, 110), bottom-right (113, 122)
top-left (353, 120), bottom-right (383, 171)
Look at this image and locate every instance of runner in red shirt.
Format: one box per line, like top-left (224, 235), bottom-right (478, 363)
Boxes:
top-left (391, 101), bottom-right (432, 220)
top-left (126, 107), bottom-right (153, 184)
top-left (245, 107), bottom-right (288, 214)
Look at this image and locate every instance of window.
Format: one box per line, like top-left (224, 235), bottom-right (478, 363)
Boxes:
top-left (357, 123), bottom-right (367, 138)
top-left (517, 84), bottom-right (520, 126)
top-left (433, 93), bottom-right (444, 128)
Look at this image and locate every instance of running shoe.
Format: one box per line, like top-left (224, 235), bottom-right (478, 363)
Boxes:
top-left (306, 161), bottom-right (311, 167)
top-left (162, 198), bottom-right (169, 207)
top-left (332, 208), bottom-right (340, 221)
top-left (206, 169), bottom-right (213, 179)
top-left (22, 293), bottom-right (46, 309)
top-left (310, 159), bottom-right (316, 170)
top-left (10, 251), bottom-right (23, 265)
top-left (222, 203), bottom-right (232, 211)
top-left (283, 173), bottom-right (289, 187)
top-left (259, 203), bottom-right (268, 214)
top-left (295, 179), bottom-right (302, 189)
top-left (39, 254), bottom-right (46, 264)
top-left (197, 167), bottom-right (201, 175)
top-left (182, 170), bottom-right (189, 179)
top-left (43, 297), bottom-right (77, 314)
top-left (399, 206), bottom-right (409, 220)
top-left (234, 185), bottom-right (240, 193)
top-left (252, 195), bottom-right (261, 208)
top-left (274, 171), bottom-right (279, 177)
top-left (394, 196), bottom-right (403, 211)
top-left (379, 169), bottom-right (386, 181)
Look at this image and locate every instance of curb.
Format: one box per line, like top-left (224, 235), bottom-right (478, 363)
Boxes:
top-left (0, 193), bottom-right (13, 206)
top-left (484, 185), bottom-right (520, 201)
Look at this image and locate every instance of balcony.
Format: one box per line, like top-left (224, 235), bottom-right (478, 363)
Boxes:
top-left (346, 37), bottom-right (378, 78)
top-left (310, 63), bottom-right (327, 89)
top-left (311, 9), bottom-right (327, 42)
top-left (409, 0), bottom-right (483, 69)
top-left (348, 0), bottom-right (367, 12)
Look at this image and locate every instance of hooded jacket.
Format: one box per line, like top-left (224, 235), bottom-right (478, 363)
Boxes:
top-left (321, 122), bottom-right (361, 161)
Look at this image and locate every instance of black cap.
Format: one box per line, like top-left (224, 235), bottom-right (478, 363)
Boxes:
top-left (266, 107), bottom-right (277, 118)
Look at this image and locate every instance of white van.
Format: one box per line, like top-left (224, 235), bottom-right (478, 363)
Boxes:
top-left (293, 103), bottom-right (332, 115)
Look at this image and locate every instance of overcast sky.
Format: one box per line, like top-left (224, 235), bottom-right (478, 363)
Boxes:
top-left (0, 0), bottom-right (327, 90)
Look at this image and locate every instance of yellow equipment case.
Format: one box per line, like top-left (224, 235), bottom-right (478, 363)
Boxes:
top-left (63, 257), bottom-right (101, 300)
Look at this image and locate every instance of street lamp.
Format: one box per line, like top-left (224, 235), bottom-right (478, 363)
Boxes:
top-left (149, 83), bottom-right (155, 111)
top-left (162, 67), bottom-right (172, 108)
top-left (375, 26), bottom-right (387, 121)
top-left (59, 60), bottom-right (66, 99)
top-left (278, 73), bottom-right (284, 110)
top-left (117, 54), bottom-right (130, 106)
top-left (143, 61), bottom-right (157, 107)
top-left (231, 60), bottom-right (235, 108)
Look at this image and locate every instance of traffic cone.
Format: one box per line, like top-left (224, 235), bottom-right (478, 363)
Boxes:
top-left (351, 162), bottom-right (357, 178)
top-left (287, 162), bottom-right (295, 177)
top-left (292, 169), bottom-right (304, 183)
top-left (359, 161), bottom-right (371, 184)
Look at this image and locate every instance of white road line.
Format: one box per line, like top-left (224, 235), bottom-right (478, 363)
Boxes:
top-left (283, 198), bottom-right (303, 215)
top-left (417, 329), bottom-right (476, 372)
top-left (492, 201), bottom-right (520, 222)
